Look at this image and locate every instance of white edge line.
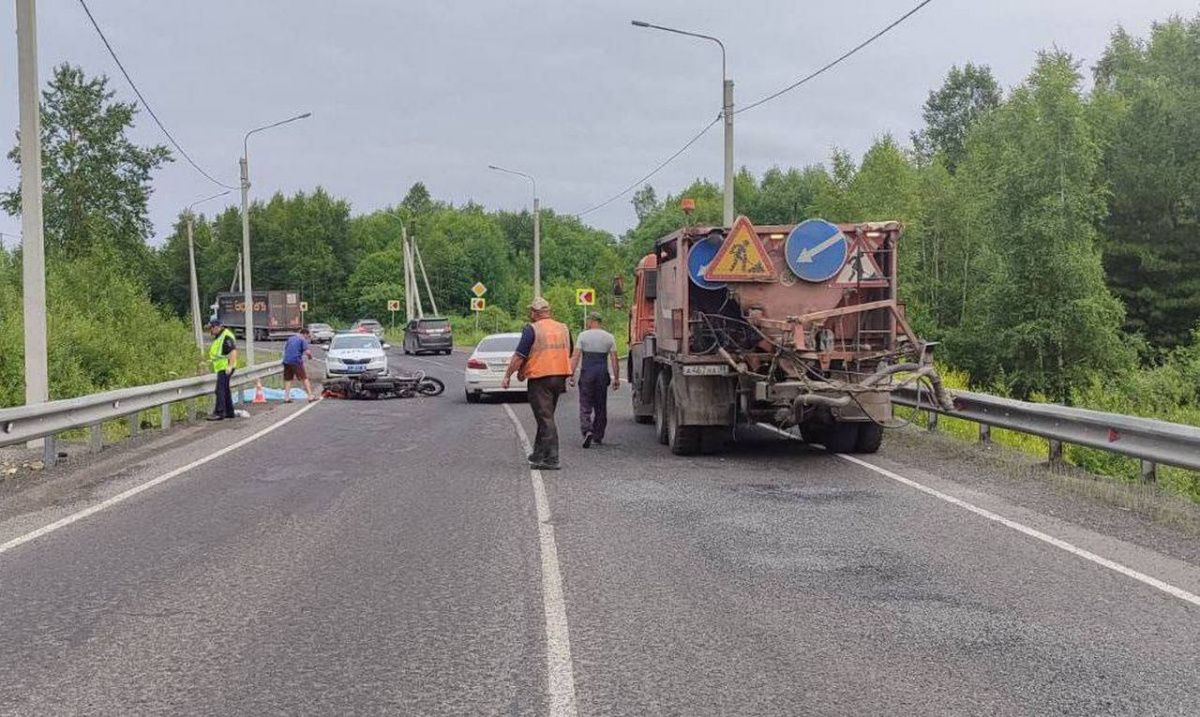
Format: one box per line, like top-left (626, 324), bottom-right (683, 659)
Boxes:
top-left (502, 403), bottom-right (579, 717)
top-left (0, 400), bottom-right (323, 556)
top-left (756, 423), bottom-right (1200, 608)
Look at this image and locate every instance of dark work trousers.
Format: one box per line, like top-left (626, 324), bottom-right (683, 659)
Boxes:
top-left (527, 375), bottom-right (567, 465)
top-left (213, 368), bottom-right (236, 418)
top-left (578, 368), bottom-right (610, 441)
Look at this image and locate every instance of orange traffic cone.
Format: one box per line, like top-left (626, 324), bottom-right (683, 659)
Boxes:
top-left (252, 380), bottom-right (267, 404)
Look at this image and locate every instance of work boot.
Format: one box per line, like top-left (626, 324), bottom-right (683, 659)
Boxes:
top-left (532, 462), bottom-right (560, 471)
top-left (582, 432), bottom-right (594, 449)
top-left (205, 415), bottom-right (224, 422)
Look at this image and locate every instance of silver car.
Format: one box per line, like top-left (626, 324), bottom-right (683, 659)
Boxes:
top-left (464, 333), bottom-right (526, 403)
top-left (306, 322), bottom-right (335, 344)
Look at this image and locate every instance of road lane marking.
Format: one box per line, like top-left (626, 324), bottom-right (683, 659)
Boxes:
top-left (0, 401), bottom-right (322, 557)
top-left (757, 423), bottom-right (1200, 609)
top-left (502, 403), bottom-right (579, 717)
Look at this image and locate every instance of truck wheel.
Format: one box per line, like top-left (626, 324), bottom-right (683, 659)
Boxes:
top-left (667, 395), bottom-right (702, 456)
top-left (818, 423), bottom-right (860, 454)
top-left (854, 423), bottom-right (884, 453)
top-left (653, 372), bottom-right (670, 445)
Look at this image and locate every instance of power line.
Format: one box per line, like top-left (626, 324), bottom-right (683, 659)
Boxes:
top-left (576, 113), bottom-right (722, 218)
top-left (737, 0), bottom-right (936, 115)
top-left (76, 0), bottom-right (236, 190)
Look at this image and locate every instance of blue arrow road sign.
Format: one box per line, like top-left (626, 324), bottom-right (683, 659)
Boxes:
top-left (687, 235), bottom-right (727, 291)
top-left (785, 219), bottom-right (848, 283)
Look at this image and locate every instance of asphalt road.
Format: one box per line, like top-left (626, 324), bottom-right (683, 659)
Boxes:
top-left (1, 348), bottom-right (1198, 716)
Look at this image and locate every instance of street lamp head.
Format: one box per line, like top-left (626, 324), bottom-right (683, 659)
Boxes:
top-left (487, 164), bottom-right (500, 170)
top-left (297, 112), bottom-right (313, 119)
top-left (631, 20), bottom-right (650, 27)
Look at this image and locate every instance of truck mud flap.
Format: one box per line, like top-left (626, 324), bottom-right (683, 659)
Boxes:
top-left (670, 373), bottom-right (736, 427)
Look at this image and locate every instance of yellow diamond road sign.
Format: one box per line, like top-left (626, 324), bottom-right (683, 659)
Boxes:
top-left (470, 297), bottom-right (486, 312)
top-left (471, 282), bottom-right (487, 298)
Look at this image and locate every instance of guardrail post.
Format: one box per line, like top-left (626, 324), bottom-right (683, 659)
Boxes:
top-left (42, 435), bottom-right (57, 467)
top-left (979, 423), bottom-right (991, 444)
top-left (88, 423), bottom-right (103, 453)
top-left (128, 413), bottom-right (140, 438)
top-left (160, 404), bottom-right (172, 431)
top-left (1048, 439), bottom-right (1063, 464)
top-left (927, 411), bottom-right (938, 432)
top-left (1140, 460), bottom-right (1157, 484)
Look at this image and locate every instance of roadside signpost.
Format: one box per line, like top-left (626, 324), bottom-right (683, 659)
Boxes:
top-left (576, 287), bottom-right (596, 330)
top-left (470, 296), bottom-right (486, 330)
top-left (471, 282), bottom-right (487, 298)
top-left (388, 299), bottom-right (401, 327)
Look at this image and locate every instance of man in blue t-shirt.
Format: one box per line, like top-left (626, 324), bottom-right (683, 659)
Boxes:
top-left (282, 328), bottom-right (315, 402)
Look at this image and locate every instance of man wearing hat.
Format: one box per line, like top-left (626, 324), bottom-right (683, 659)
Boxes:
top-left (205, 317), bottom-right (239, 421)
top-left (502, 297), bottom-right (573, 470)
top-left (568, 312), bottom-right (619, 447)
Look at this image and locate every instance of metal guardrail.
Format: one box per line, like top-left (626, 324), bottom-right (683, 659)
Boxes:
top-left (892, 386), bottom-right (1200, 481)
top-left (0, 362), bottom-right (283, 466)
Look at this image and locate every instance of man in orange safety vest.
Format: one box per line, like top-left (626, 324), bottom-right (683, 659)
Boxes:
top-left (502, 297), bottom-right (573, 470)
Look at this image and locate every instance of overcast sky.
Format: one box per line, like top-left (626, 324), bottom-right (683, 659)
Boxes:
top-left (0, 0), bottom-right (1192, 246)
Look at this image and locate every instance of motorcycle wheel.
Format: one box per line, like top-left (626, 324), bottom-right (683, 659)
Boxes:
top-left (416, 377), bottom-right (445, 396)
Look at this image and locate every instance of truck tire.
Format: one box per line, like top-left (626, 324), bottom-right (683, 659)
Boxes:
top-left (653, 372), bottom-right (670, 445)
top-left (854, 423), bottom-right (884, 454)
top-left (814, 423), bottom-right (860, 454)
top-left (667, 393), bottom-right (702, 456)
top-left (465, 390), bottom-right (480, 404)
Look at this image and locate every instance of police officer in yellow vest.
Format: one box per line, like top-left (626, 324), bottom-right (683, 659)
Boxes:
top-left (502, 297), bottom-right (572, 470)
top-left (206, 317), bottom-right (239, 421)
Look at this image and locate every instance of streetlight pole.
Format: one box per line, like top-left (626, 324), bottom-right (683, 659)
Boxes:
top-left (16, 0), bottom-right (48, 426)
top-left (632, 20), bottom-right (734, 226)
top-left (488, 165), bottom-right (540, 297)
top-left (240, 111), bottom-right (311, 365)
top-left (186, 190), bottom-right (231, 350)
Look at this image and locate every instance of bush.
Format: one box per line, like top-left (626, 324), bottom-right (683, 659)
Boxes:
top-left (0, 248), bottom-right (199, 407)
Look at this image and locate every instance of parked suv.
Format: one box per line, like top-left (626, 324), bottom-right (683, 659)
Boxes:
top-left (403, 317), bottom-right (453, 355)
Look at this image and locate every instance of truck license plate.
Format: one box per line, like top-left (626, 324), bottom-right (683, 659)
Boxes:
top-left (681, 364), bottom-right (729, 376)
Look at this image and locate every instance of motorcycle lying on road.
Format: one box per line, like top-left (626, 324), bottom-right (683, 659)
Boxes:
top-left (322, 369), bottom-right (445, 400)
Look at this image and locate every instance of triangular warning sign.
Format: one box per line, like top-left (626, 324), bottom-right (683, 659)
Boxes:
top-left (832, 242), bottom-right (889, 287)
top-left (703, 216), bottom-right (776, 282)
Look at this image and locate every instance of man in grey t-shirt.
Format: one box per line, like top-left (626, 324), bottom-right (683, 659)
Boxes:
top-left (568, 312), bottom-right (620, 447)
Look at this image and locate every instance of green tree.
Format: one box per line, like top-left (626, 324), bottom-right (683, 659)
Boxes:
top-left (914, 63), bottom-right (1001, 171)
top-left (1093, 16), bottom-right (1200, 349)
top-left (1, 64), bottom-right (171, 276)
top-left (948, 51), bottom-right (1134, 399)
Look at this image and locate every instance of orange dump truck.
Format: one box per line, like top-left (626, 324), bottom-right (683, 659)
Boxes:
top-left (627, 214), bottom-right (949, 455)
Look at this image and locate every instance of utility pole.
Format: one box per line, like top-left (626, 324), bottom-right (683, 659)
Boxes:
top-left (239, 155), bottom-right (254, 361)
top-left (632, 20), bottom-right (734, 226)
top-left (186, 190), bottom-right (231, 350)
top-left (17, 0), bottom-right (49, 425)
top-left (722, 77), bottom-right (734, 227)
top-left (186, 217), bottom-right (203, 349)
top-left (239, 112), bottom-right (311, 365)
top-left (488, 165), bottom-right (540, 296)
top-left (401, 224), bottom-right (414, 322)
top-left (413, 239), bottom-right (439, 316)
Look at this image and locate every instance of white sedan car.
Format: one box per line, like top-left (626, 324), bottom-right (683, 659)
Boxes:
top-left (464, 332), bottom-right (526, 403)
top-left (324, 332), bottom-right (388, 377)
